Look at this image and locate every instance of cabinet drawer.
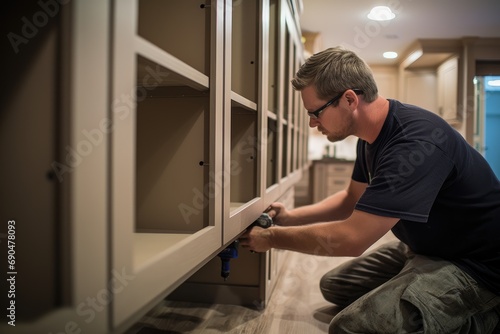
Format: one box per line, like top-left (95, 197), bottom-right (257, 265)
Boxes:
top-left (327, 163), bottom-right (353, 177)
top-left (327, 176), bottom-right (350, 193)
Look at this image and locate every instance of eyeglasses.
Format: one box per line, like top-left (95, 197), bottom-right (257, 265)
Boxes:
top-left (307, 89), bottom-right (364, 119)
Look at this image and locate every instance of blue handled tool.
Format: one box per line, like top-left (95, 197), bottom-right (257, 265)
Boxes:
top-left (217, 213), bottom-right (273, 280)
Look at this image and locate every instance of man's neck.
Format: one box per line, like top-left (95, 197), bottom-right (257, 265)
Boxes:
top-left (356, 96), bottom-right (390, 144)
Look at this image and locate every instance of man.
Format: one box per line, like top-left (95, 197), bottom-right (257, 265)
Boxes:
top-left (239, 47), bottom-right (500, 333)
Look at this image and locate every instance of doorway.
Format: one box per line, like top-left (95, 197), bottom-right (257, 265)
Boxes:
top-left (474, 75), bottom-right (500, 178)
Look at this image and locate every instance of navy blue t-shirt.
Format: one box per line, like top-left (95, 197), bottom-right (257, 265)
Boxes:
top-left (353, 99), bottom-right (500, 295)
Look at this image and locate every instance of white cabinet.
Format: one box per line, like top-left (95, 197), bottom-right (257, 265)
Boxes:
top-left (437, 56), bottom-right (459, 122)
top-left (398, 40), bottom-right (461, 124)
top-left (400, 57), bottom-right (459, 123)
top-left (402, 70), bottom-right (438, 113)
top-left (312, 160), bottom-right (354, 203)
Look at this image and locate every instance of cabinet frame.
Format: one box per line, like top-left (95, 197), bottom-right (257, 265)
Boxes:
top-left (110, 0), bottom-right (224, 330)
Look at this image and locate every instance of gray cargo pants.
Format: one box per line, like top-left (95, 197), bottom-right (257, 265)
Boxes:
top-left (320, 241), bottom-right (500, 333)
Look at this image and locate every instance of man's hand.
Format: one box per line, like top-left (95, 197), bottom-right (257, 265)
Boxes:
top-left (265, 202), bottom-right (290, 226)
top-left (239, 226), bottom-right (273, 253)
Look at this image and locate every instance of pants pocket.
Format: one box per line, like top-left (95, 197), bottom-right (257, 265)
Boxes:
top-left (401, 266), bottom-right (500, 334)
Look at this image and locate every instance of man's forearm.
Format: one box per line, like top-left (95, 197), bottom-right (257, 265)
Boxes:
top-left (285, 190), bottom-right (355, 226)
top-left (266, 221), bottom-right (358, 256)
top-left (241, 209), bottom-right (398, 256)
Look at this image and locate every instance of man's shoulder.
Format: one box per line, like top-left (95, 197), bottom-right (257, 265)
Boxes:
top-left (389, 99), bottom-right (453, 134)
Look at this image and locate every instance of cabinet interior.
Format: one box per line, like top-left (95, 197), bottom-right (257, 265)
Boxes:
top-left (231, 0), bottom-right (259, 102)
top-left (267, 117), bottom-right (278, 188)
top-left (138, 0), bottom-right (211, 75)
top-left (230, 105), bottom-right (258, 209)
top-left (135, 55), bottom-right (210, 234)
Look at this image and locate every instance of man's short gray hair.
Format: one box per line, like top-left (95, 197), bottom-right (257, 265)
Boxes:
top-left (291, 47), bottom-right (378, 103)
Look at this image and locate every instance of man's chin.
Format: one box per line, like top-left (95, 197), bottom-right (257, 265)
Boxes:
top-left (326, 134), bottom-right (345, 143)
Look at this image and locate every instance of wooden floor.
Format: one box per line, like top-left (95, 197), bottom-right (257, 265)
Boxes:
top-left (128, 232), bottom-right (396, 334)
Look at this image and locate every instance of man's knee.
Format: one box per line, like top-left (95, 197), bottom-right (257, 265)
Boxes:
top-left (319, 270), bottom-right (350, 307)
top-left (319, 273), bottom-right (336, 303)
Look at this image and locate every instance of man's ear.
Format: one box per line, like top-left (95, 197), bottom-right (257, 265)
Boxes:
top-left (345, 90), bottom-right (359, 109)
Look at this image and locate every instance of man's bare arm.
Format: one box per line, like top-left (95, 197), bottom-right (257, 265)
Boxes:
top-left (270, 179), bottom-right (367, 226)
top-left (240, 209), bottom-right (399, 256)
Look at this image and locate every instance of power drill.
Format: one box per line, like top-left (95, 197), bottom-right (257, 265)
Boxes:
top-left (218, 213), bottom-right (273, 280)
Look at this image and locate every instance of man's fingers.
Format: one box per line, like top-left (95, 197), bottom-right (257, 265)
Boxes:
top-left (265, 204), bottom-right (279, 218)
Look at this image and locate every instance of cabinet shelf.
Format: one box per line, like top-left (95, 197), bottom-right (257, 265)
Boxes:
top-left (231, 91), bottom-right (258, 111)
top-left (267, 110), bottom-right (278, 120)
top-left (136, 38), bottom-right (209, 90)
top-left (133, 233), bottom-right (192, 270)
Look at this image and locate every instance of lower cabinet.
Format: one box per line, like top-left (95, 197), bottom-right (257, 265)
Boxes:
top-left (311, 159), bottom-right (354, 203)
top-left (165, 188), bottom-right (296, 308)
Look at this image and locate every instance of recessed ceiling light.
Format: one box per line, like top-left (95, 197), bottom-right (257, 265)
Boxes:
top-left (383, 51), bottom-right (398, 59)
top-left (367, 6), bottom-right (396, 21)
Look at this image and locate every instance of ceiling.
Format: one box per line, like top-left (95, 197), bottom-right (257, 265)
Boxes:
top-left (298, 0), bottom-right (500, 66)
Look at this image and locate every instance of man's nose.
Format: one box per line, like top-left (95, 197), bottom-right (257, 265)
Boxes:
top-left (309, 117), bottom-right (319, 128)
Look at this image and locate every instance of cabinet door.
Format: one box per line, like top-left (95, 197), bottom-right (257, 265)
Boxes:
top-left (437, 57), bottom-right (458, 121)
top-left (403, 71), bottom-right (438, 113)
top-left (223, 0), bottom-right (265, 243)
top-left (111, 0), bottom-right (223, 329)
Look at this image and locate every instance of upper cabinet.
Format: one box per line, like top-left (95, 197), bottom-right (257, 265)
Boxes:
top-left (437, 56), bottom-right (459, 122)
top-left (399, 39), bottom-right (462, 124)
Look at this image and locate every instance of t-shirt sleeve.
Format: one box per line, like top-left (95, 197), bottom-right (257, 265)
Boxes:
top-left (355, 140), bottom-right (455, 222)
top-left (352, 139), bottom-right (369, 183)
